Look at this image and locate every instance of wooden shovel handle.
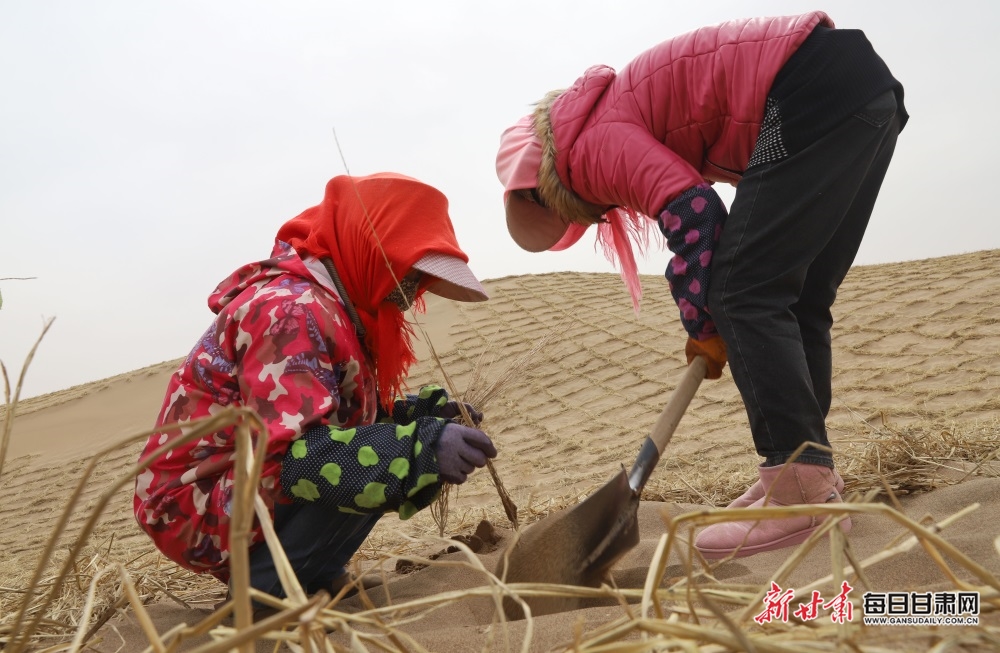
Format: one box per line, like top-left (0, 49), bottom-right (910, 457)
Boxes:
top-left (649, 355), bottom-right (707, 454)
top-left (626, 356), bottom-right (707, 493)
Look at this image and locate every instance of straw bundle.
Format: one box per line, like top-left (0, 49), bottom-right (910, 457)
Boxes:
top-left (2, 372), bottom-right (999, 652)
top-left (430, 336), bottom-right (552, 536)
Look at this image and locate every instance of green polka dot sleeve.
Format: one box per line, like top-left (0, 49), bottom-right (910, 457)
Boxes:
top-left (279, 389), bottom-right (451, 519)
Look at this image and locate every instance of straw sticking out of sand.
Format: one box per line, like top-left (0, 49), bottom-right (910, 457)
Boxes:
top-left (1, 249), bottom-right (999, 651)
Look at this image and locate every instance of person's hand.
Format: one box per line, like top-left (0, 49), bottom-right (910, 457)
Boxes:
top-left (686, 336), bottom-right (727, 380)
top-left (437, 400), bottom-right (483, 426)
top-left (435, 423), bottom-right (497, 484)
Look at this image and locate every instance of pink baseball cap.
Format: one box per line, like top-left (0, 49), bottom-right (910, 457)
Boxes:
top-left (496, 116), bottom-right (654, 313)
top-left (496, 115), bottom-right (572, 252)
top-left (412, 252), bottom-right (489, 302)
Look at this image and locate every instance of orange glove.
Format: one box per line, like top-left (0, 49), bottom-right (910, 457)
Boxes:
top-left (686, 336), bottom-right (727, 380)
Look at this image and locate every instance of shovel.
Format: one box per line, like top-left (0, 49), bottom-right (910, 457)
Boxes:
top-left (497, 356), bottom-right (707, 619)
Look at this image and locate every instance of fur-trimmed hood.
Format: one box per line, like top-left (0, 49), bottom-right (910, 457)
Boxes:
top-left (531, 88), bottom-right (609, 226)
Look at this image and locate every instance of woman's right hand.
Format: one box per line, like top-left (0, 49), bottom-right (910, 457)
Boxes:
top-left (686, 336), bottom-right (728, 379)
top-left (434, 423), bottom-right (497, 484)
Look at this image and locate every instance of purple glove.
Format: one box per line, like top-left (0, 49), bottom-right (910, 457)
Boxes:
top-left (437, 401), bottom-right (483, 426)
top-left (435, 423), bottom-right (497, 484)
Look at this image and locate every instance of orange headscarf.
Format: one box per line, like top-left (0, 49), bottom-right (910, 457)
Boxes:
top-left (277, 172), bottom-right (469, 407)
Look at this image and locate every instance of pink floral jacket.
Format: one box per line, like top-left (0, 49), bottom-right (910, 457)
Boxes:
top-left (133, 242), bottom-right (377, 580)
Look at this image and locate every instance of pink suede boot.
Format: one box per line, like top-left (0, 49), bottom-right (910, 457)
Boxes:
top-left (696, 463), bottom-right (852, 559)
top-left (726, 466), bottom-right (845, 508)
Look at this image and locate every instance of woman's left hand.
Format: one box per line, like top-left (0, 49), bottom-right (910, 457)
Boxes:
top-left (438, 400), bottom-right (483, 426)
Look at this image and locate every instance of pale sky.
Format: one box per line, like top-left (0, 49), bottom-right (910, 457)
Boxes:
top-left (2, 0), bottom-right (998, 399)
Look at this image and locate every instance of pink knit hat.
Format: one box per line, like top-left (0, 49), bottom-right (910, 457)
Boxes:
top-left (496, 115), bottom-right (656, 312)
top-left (495, 115), bottom-right (572, 252)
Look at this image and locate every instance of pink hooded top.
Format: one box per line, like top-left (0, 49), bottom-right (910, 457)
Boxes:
top-left (501, 12), bottom-right (834, 312)
top-left (548, 11), bottom-right (833, 215)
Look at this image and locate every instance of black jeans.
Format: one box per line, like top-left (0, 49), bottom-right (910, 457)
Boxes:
top-left (708, 90), bottom-right (901, 468)
top-left (248, 500), bottom-right (381, 598)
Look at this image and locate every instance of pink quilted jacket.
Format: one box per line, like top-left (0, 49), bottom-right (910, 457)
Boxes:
top-left (537, 11), bottom-right (833, 220)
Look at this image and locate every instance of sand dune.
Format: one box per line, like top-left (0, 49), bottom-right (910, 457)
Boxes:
top-left (2, 249), bottom-right (998, 651)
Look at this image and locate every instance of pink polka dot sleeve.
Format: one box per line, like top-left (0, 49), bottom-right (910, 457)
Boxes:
top-left (658, 183), bottom-right (727, 340)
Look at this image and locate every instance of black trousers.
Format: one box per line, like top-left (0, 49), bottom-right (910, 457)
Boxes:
top-left (708, 89), bottom-right (901, 467)
top-left (248, 500), bottom-right (380, 598)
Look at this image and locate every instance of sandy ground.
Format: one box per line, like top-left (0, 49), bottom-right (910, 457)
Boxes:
top-left (2, 248), bottom-right (999, 651)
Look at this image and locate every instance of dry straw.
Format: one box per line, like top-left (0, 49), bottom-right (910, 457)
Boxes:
top-left (2, 322), bottom-right (1000, 651)
top-left (0, 316), bottom-right (54, 481)
top-left (431, 335), bottom-right (552, 536)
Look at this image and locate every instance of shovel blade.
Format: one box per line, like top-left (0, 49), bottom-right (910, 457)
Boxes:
top-left (498, 361), bottom-right (705, 619)
top-left (501, 468), bottom-right (640, 584)
top-left (498, 467), bottom-right (641, 619)
top-left (577, 468), bottom-right (641, 573)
